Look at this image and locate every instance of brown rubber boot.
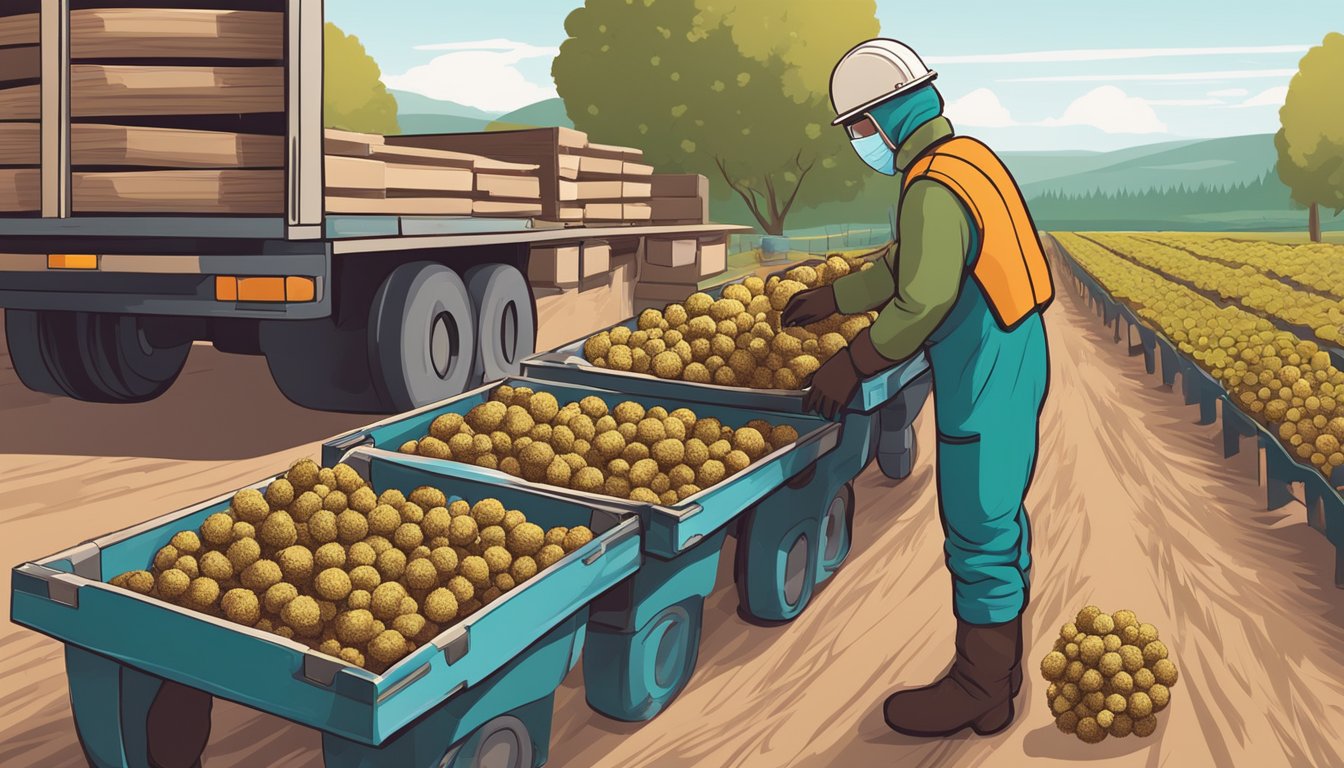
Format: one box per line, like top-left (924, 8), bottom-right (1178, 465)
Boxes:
top-left (883, 616), bottom-right (1021, 737)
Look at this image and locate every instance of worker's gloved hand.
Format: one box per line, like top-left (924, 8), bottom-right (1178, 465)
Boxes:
top-left (803, 328), bottom-right (896, 419)
top-left (781, 287), bottom-right (839, 327)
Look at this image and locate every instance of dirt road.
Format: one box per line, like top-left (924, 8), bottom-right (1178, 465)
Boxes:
top-left (4, 267), bottom-right (1344, 767)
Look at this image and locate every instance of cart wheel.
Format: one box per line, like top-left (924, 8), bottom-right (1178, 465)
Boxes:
top-left (466, 263), bottom-right (535, 385)
top-left (583, 596), bottom-right (705, 722)
top-left (818, 482), bottom-right (856, 575)
top-left (441, 715), bottom-right (535, 768)
top-left (369, 262), bottom-right (477, 412)
top-left (65, 647), bottom-right (211, 768)
top-left (735, 506), bottom-right (820, 623)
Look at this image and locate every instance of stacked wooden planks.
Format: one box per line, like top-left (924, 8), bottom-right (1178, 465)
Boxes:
top-left (65, 6), bottom-right (287, 214)
top-left (557, 141), bottom-right (653, 226)
top-left (0, 5), bottom-right (40, 213)
top-left (323, 129), bottom-right (541, 217)
top-left (648, 173), bottom-right (710, 225)
top-left (387, 128), bottom-right (679, 227)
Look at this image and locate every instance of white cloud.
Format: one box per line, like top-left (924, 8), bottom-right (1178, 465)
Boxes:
top-left (1232, 85), bottom-right (1289, 108)
top-left (1004, 68), bottom-right (1297, 83)
top-left (1144, 98), bottom-right (1224, 107)
top-left (928, 44), bottom-right (1308, 65)
top-left (945, 88), bottom-right (1017, 127)
top-left (384, 39), bottom-right (559, 113)
top-left (1208, 88), bottom-right (1249, 98)
top-left (1040, 86), bottom-right (1167, 134)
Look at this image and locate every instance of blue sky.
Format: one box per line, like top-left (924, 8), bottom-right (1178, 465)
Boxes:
top-left (326, 0), bottom-right (1340, 151)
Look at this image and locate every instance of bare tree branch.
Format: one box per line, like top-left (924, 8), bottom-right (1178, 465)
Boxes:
top-left (778, 152), bottom-right (818, 222)
top-left (715, 155), bottom-right (770, 231)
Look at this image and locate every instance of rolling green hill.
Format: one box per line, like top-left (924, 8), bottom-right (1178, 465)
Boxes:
top-left (487, 98), bottom-right (574, 131)
top-left (389, 89), bottom-right (502, 135)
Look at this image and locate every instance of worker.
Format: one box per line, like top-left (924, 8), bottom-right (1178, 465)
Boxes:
top-left (783, 38), bottom-right (1053, 737)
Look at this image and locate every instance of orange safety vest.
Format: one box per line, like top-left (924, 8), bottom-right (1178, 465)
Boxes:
top-left (902, 136), bottom-right (1054, 330)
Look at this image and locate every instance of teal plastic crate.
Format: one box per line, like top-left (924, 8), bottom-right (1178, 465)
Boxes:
top-left (11, 447), bottom-right (640, 749)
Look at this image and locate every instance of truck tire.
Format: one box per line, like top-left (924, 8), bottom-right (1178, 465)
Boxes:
top-left (465, 263), bottom-right (535, 385)
top-left (4, 309), bottom-right (64, 395)
top-left (368, 262), bottom-right (477, 412)
top-left (260, 315), bottom-right (385, 413)
top-left (9, 311), bottom-right (190, 403)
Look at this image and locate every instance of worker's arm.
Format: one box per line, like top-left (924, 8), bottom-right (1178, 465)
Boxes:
top-left (866, 179), bottom-right (972, 362)
top-left (831, 242), bottom-right (897, 313)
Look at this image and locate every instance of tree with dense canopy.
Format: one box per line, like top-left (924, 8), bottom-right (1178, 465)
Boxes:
top-left (553, 0), bottom-right (880, 235)
top-left (324, 23), bottom-right (399, 135)
top-left (1275, 32), bottom-right (1344, 242)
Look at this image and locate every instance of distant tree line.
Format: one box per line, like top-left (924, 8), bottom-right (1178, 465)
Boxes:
top-left (1026, 173), bottom-right (1291, 221)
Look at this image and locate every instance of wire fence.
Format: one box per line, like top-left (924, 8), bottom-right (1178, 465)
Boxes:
top-left (728, 222), bottom-right (894, 256)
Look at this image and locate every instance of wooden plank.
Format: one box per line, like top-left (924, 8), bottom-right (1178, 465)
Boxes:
top-left (623, 202), bottom-right (652, 220)
top-left (70, 124), bottom-right (285, 168)
top-left (476, 173), bottom-right (541, 199)
top-left (325, 196), bottom-right (472, 215)
top-left (650, 196), bottom-right (707, 223)
top-left (385, 163), bottom-right (473, 193)
top-left (576, 155), bottom-right (623, 176)
top-left (584, 202), bottom-right (652, 221)
top-left (0, 168), bottom-right (40, 212)
top-left (325, 130), bottom-right (530, 172)
top-left (472, 200), bottom-right (543, 217)
top-left (71, 170), bottom-right (284, 214)
top-left (0, 85), bottom-right (40, 120)
top-left (324, 155), bottom-right (384, 191)
top-left (558, 154), bottom-right (580, 180)
top-left (0, 13), bottom-right (39, 47)
top-left (0, 46), bottom-right (40, 86)
top-left (0, 123), bottom-right (39, 166)
top-left (578, 141), bottom-right (643, 160)
top-left (560, 179), bottom-right (652, 201)
top-left (69, 9), bottom-right (283, 60)
top-left (700, 239), bottom-right (727, 275)
top-left (651, 173), bottom-right (709, 198)
top-left (70, 65), bottom-right (285, 117)
top-left (623, 161), bottom-right (654, 176)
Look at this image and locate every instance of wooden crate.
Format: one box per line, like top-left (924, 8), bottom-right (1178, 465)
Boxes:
top-left (0, 84), bottom-right (39, 121)
top-left (0, 45), bottom-right (39, 86)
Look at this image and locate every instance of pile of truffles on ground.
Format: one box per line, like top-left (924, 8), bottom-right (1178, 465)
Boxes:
top-left (1040, 605), bottom-right (1179, 743)
top-left (581, 253), bottom-right (878, 390)
top-left (109, 460), bottom-right (594, 673)
top-left (401, 384), bottom-right (800, 504)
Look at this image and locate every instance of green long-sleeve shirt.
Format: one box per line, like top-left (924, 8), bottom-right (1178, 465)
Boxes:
top-left (831, 117), bottom-right (973, 362)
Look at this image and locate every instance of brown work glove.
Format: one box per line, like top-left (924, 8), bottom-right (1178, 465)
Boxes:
top-left (781, 287), bottom-right (839, 327)
top-left (802, 328), bottom-right (894, 419)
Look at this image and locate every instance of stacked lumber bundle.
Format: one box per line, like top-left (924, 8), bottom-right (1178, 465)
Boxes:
top-left (64, 6), bottom-right (288, 214)
top-left (0, 5), bottom-right (40, 213)
top-left (387, 128), bottom-right (676, 227)
top-left (557, 141), bottom-right (653, 226)
top-left (324, 130), bottom-right (541, 217)
top-left (632, 236), bottom-right (729, 312)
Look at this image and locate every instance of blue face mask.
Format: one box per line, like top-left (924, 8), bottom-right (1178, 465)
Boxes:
top-left (851, 132), bottom-right (896, 176)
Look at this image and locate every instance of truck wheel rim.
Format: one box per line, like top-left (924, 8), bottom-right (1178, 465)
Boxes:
top-left (476, 729), bottom-right (522, 768)
top-left (500, 300), bottom-right (518, 365)
top-left (652, 615), bottom-right (686, 689)
top-left (784, 534), bottom-right (808, 606)
top-left (430, 311), bottom-right (459, 379)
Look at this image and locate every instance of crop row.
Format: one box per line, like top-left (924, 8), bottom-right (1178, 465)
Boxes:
top-left (1081, 232), bottom-right (1344, 345)
top-left (1054, 232), bottom-right (1344, 477)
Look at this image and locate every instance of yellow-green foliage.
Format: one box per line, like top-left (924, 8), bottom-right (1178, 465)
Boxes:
top-left (324, 23), bottom-right (399, 135)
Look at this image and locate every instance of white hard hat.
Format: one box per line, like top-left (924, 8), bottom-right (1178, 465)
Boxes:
top-left (829, 39), bottom-right (938, 126)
